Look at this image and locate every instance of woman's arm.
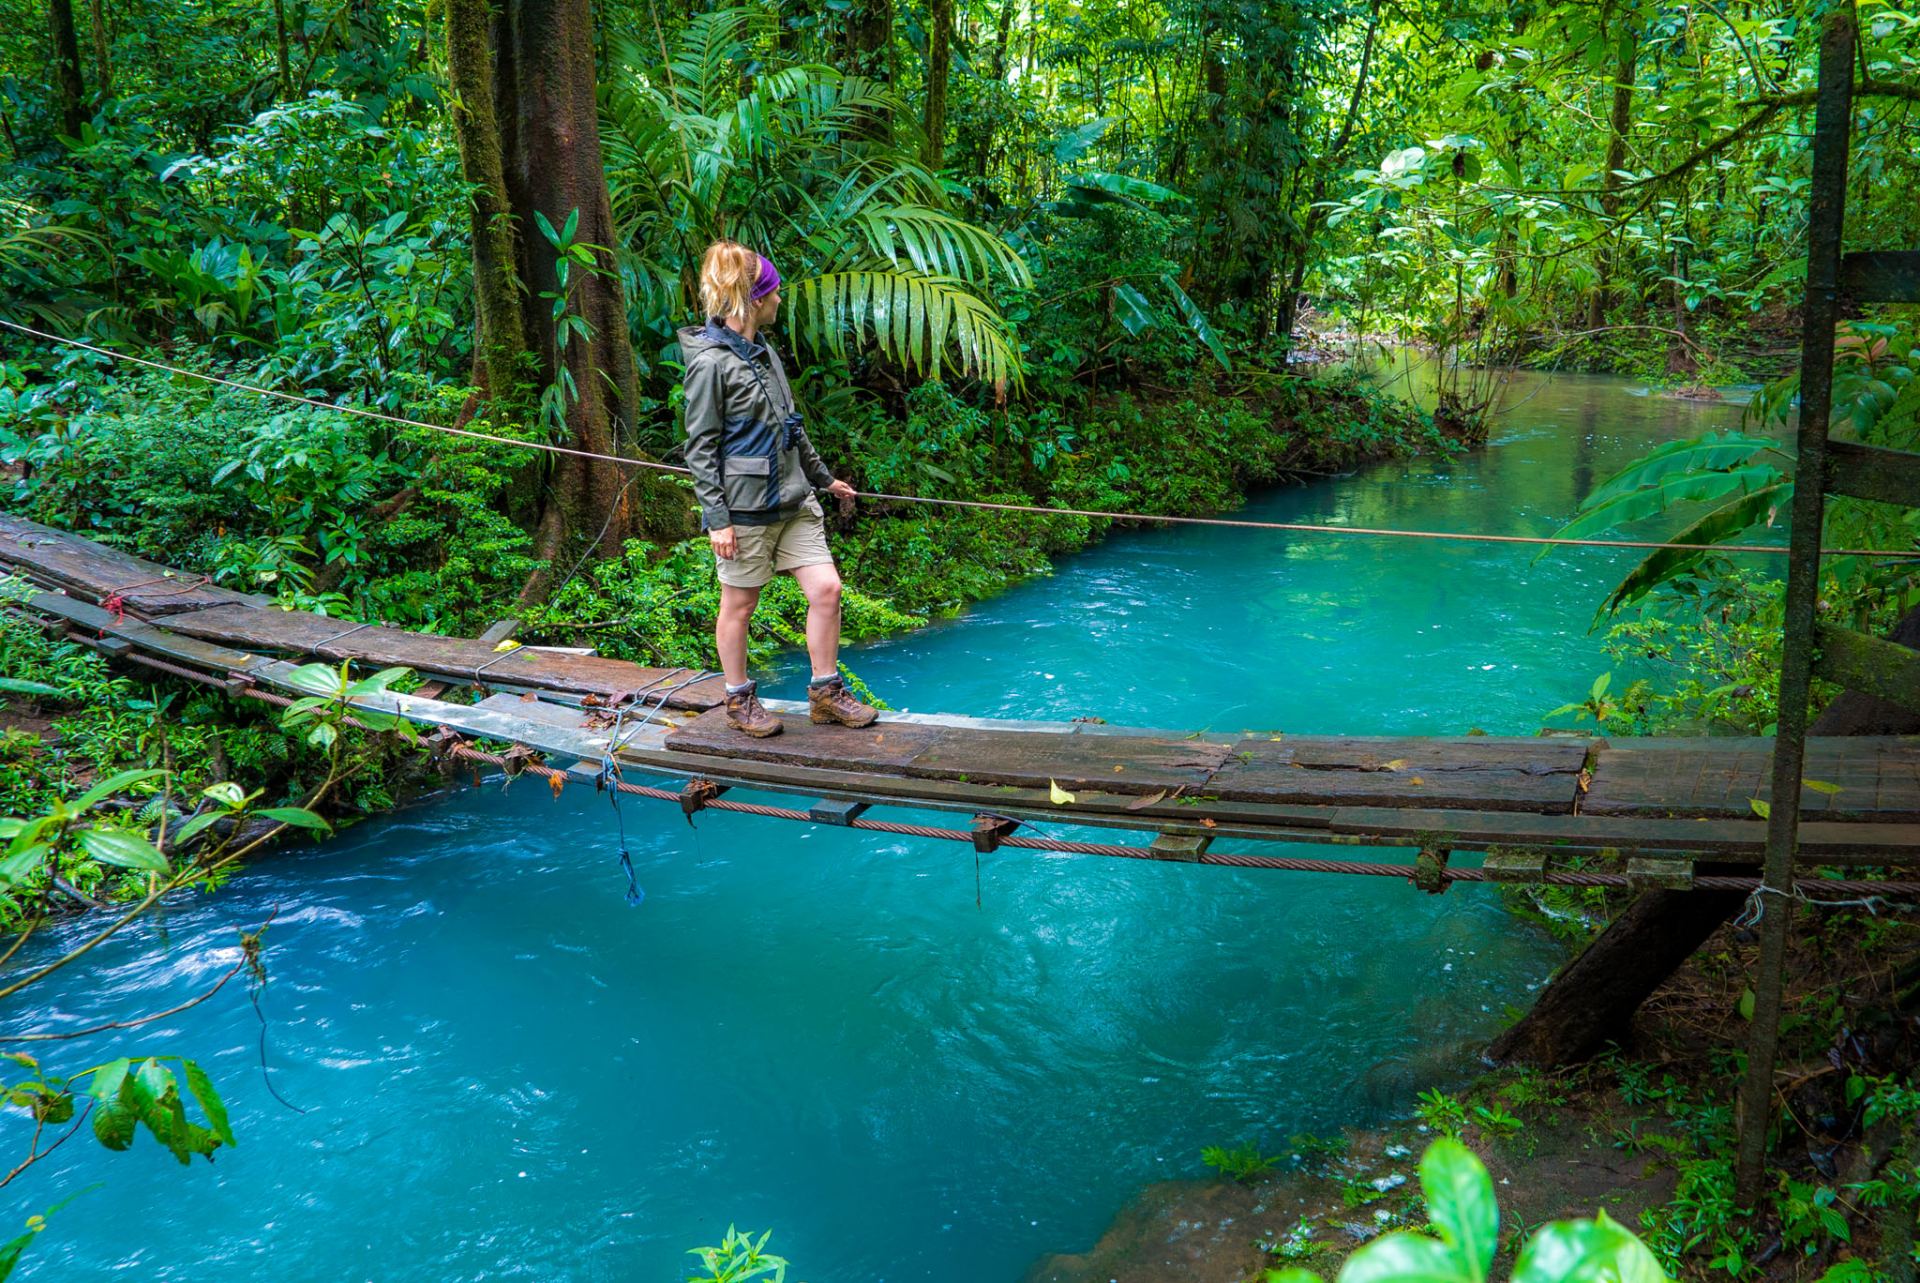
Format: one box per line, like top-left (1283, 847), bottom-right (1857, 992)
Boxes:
top-left (681, 356), bottom-right (732, 531)
top-left (792, 422), bottom-right (837, 491)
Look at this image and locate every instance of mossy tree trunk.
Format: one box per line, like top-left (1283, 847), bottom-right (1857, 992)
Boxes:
top-left (1584, 23), bottom-right (1638, 331)
top-left (923, 0), bottom-right (952, 171)
top-left (48, 0), bottom-right (85, 138)
top-left (87, 0), bottom-right (108, 97)
top-left (444, 0), bottom-right (690, 602)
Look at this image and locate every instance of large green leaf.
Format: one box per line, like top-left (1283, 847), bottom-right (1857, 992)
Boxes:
top-left (1512, 1210), bottom-right (1670, 1282)
top-left (1420, 1139), bottom-right (1498, 1278)
top-left (256, 807), bottom-right (332, 833)
top-left (1553, 463), bottom-right (1784, 544)
top-left (71, 768), bottom-right (166, 814)
top-left (181, 1060), bottom-right (235, 1149)
top-left (1113, 284), bottom-right (1155, 337)
top-left (283, 662), bottom-right (347, 698)
top-left (1576, 431), bottom-right (1781, 512)
top-left (0, 677), bottom-right (59, 697)
top-left (1160, 274), bottom-right (1231, 371)
top-left (77, 827), bottom-right (170, 873)
top-left (1596, 482), bottom-right (1792, 621)
top-left (0, 845), bottom-right (48, 887)
top-left (1064, 172), bottom-right (1189, 211)
top-left (1337, 1231), bottom-right (1479, 1283)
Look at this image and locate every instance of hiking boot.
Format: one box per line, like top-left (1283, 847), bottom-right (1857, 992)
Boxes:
top-left (808, 676), bottom-right (878, 728)
top-left (724, 681), bottom-right (783, 738)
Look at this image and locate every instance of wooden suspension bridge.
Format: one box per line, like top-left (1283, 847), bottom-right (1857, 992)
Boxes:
top-left (4, 509), bottom-right (1920, 892)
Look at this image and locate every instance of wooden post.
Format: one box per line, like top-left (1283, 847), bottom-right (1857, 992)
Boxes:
top-left (1733, 6), bottom-right (1855, 1207)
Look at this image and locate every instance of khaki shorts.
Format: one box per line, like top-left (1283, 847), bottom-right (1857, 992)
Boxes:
top-left (716, 495), bottom-right (834, 589)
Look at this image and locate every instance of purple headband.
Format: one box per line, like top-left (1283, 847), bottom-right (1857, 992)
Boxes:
top-left (750, 254), bottom-right (781, 302)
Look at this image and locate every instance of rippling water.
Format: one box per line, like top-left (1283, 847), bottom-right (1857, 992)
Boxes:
top-left (8, 361), bottom-right (1750, 1281)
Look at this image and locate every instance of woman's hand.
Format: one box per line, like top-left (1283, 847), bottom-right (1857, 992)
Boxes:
top-left (826, 479), bottom-right (857, 503)
top-left (709, 526), bottom-right (738, 560)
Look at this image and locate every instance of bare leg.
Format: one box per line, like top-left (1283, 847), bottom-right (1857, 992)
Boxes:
top-left (715, 583), bottom-right (763, 686)
top-left (792, 563), bottom-right (844, 678)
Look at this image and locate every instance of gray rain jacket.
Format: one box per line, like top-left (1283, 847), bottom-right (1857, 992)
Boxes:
top-left (679, 320), bottom-right (835, 530)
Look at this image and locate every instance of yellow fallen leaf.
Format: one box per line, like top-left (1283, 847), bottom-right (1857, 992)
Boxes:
top-left (492, 639), bottom-right (521, 653)
top-left (1409, 776), bottom-right (1424, 785)
top-left (1383, 758), bottom-right (1408, 771)
top-left (1049, 779), bottom-right (1076, 805)
top-left (1112, 764), bottom-right (1125, 772)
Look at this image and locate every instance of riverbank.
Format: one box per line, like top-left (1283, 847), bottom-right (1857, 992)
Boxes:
top-left (1032, 880), bottom-right (1913, 1282)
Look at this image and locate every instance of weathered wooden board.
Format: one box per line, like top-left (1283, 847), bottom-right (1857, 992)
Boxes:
top-left (1207, 736), bottom-right (1588, 813)
top-left (663, 706), bottom-right (1227, 794)
top-left (1582, 738), bottom-right (1920, 821)
top-left (159, 603), bottom-right (731, 709)
top-left (0, 514), bottom-right (256, 615)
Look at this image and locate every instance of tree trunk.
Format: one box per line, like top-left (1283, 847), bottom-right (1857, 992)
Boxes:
top-left (1488, 604), bottom-right (1920, 1066)
top-left (1666, 246), bottom-right (1695, 377)
top-left (1585, 26), bottom-right (1638, 331)
top-left (923, 0), bottom-right (953, 170)
top-left (274, 0), bottom-right (292, 99)
top-left (48, 0), bottom-right (85, 137)
top-left (445, 0), bottom-right (690, 600)
top-left (88, 0), bottom-right (108, 97)
top-left (842, 0), bottom-right (893, 141)
top-left (446, 0), bottom-right (530, 415)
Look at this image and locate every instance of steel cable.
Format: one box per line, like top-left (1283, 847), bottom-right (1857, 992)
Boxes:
top-left (70, 622), bottom-right (1920, 900)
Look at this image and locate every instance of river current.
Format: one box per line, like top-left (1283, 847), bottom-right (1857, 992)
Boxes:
top-left (10, 358), bottom-right (1751, 1281)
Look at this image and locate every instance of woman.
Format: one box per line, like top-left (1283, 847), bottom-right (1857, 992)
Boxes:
top-left (679, 240), bottom-right (878, 738)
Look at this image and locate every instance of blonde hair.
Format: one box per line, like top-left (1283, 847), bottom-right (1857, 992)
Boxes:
top-left (699, 239), bottom-right (759, 321)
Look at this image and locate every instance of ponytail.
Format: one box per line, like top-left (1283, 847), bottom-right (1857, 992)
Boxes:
top-left (699, 240), bottom-right (760, 321)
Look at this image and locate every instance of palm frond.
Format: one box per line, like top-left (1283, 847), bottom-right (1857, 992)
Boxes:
top-left (789, 269), bottom-right (1023, 388)
top-left (852, 206), bottom-right (1030, 288)
top-left (668, 8), bottom-right (761, 116)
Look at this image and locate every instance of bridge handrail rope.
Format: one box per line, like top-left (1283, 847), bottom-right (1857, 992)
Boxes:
top-left (5, 318), bottom-right (1916, 561)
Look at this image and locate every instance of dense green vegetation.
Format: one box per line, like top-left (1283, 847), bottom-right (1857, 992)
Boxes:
top-left (2, 0), bottom-right (1920, 1278)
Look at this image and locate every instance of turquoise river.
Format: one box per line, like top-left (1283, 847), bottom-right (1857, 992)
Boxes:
top-left (10, 359), bottom-right (1754, 1281)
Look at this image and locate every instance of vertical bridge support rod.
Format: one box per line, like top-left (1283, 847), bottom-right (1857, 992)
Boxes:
top-left (1734, 6), bottom-right (1856, 1207)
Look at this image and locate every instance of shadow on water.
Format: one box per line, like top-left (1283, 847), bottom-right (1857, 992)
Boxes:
top-left (8, 364), bottom-right (1754, 1281)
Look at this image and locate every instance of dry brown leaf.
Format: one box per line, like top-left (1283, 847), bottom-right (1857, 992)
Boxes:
top-left (1126, 789), bottom-right (1169, 811)
top-left (1200, 817), bottom-right (1217, 829)
top-left (549, 772), bottom-right (565, 799)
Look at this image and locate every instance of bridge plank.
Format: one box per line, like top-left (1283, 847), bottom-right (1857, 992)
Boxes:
top-left (0, 514), bottom-right (257, 615)
top-left (662, 706), bottom-right (1225, 793)
top-left (160, 603), bottom-right (731, 710)
top-left (1583, 738), bottom-right (1920, 821)
top-left (1207, 737), bottom-right (1586, 812)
